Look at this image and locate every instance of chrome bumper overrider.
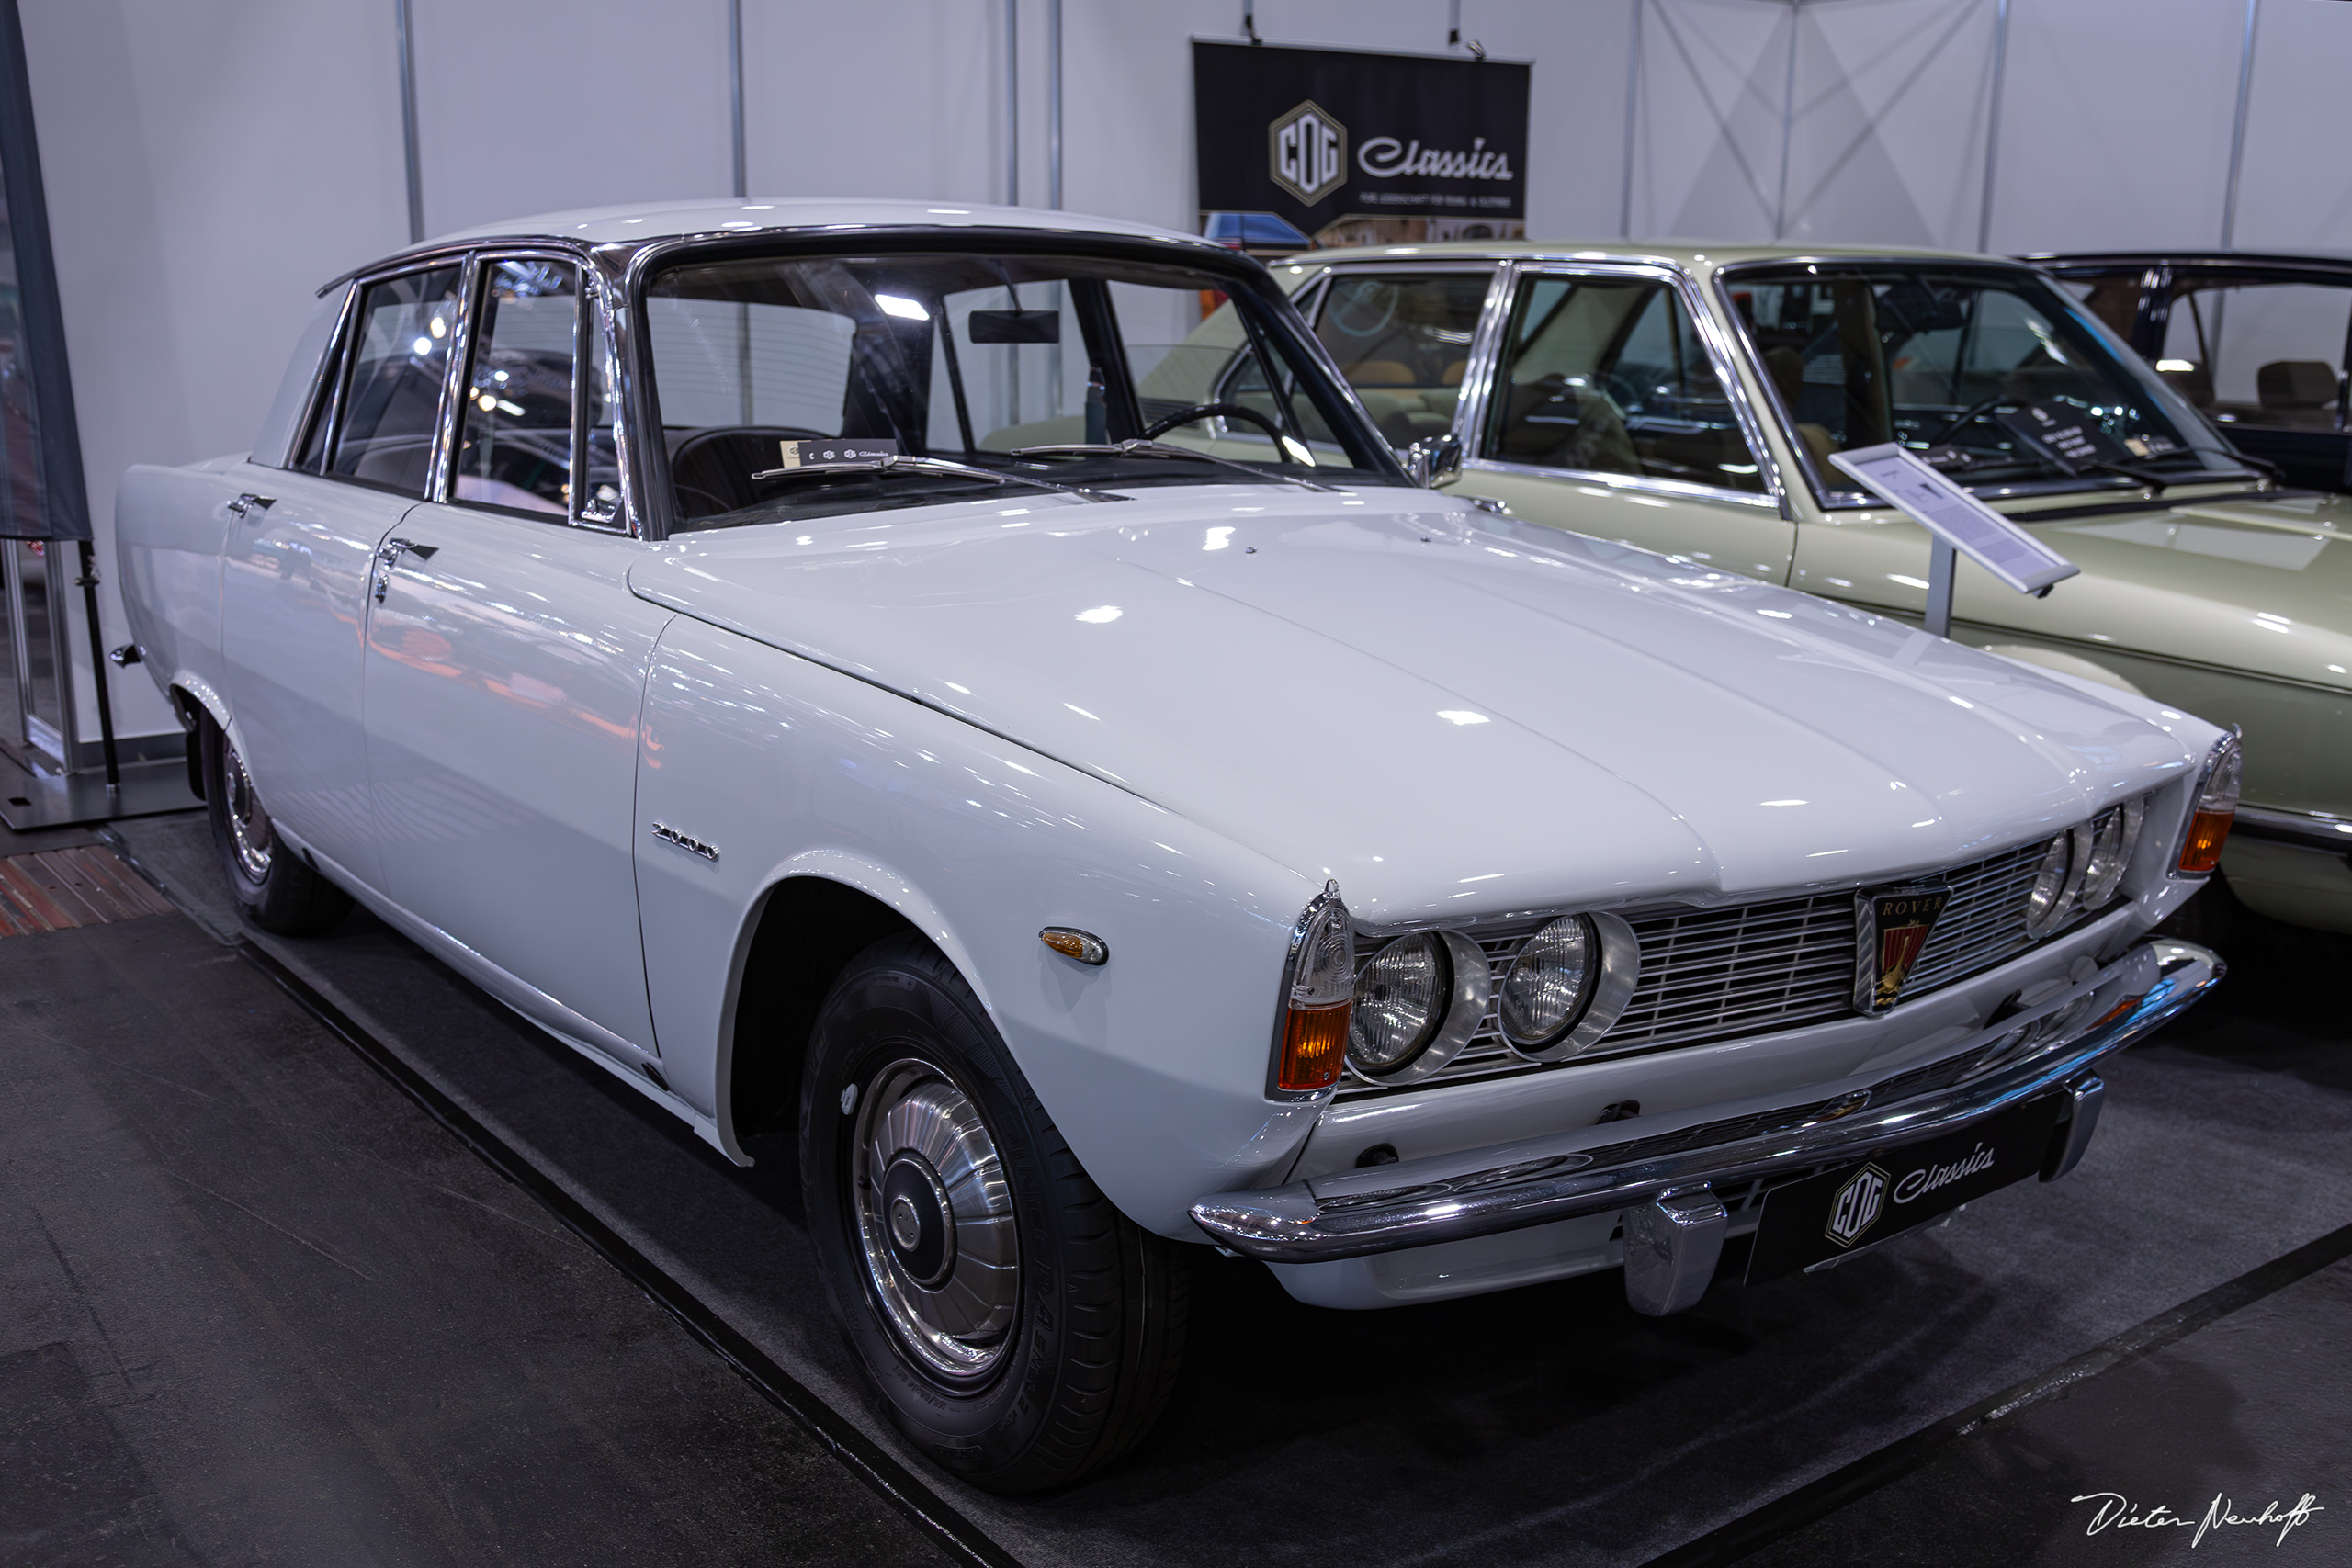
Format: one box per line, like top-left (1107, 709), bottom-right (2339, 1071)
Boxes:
top-left (1191, 940), bottom-right (2222, 1266)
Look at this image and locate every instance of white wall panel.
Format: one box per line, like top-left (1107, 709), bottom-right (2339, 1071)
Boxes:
top-left (1984, 0), bottom-right (2245, 254)
top-left (1630, 0), bottom-right (1792, 242)
top-left (2228, 0), bottom-right (2352, 254)
top-left (21, 0), bottom-right (411, 739)
top-left (1781, 0), bottom-right (1998, 249)
top-left (410, 0), bottom-right (730, 236)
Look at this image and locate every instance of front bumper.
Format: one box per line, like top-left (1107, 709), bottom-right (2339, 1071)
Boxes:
top-left (1190, 939), bottom-right (2221, 1266)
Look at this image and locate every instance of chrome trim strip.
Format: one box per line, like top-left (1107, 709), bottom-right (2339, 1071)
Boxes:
top-left (2232, 804), bottom-right (2352, 857)
top-left (1191, 940), bottom-right (2221, 1262)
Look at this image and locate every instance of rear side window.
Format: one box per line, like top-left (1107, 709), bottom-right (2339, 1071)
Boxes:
top-left (456, 259), bottom-right (579, 516)
top-left (328, 265), bottom-right (464, 497)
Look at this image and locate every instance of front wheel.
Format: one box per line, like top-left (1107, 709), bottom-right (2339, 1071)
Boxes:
top-left (201, 716), bottom-right (351, 935)
top-left (800, 935), bottom-right (1187, 1493)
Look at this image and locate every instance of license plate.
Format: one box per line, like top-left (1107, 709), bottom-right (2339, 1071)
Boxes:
top-left (1744, 1093), bottom-right (2067, 1285)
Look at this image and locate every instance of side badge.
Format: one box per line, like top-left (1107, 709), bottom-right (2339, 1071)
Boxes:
top-left (651, 822), bottom-right (718, 863)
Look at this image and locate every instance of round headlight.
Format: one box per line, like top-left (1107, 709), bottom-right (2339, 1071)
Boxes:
top-left (2022, 824), bottom-right (2097, 938)
top-left (1499, 914), bottom-right (1597, 1050)
top-left (1350, 932), bottom-right (1451, 1073)
top-left (2079, 801), bottom-right (2143, 910)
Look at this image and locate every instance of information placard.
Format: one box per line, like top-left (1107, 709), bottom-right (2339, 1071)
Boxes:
top-left (1828, 444), bottom-right (2080, 596)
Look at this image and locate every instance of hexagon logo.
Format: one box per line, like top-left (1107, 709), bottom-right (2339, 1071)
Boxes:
top-left (1825, 1163), bottom-right (1889, 1249)
top-left (1269, 99), bottom-right (1348, 206)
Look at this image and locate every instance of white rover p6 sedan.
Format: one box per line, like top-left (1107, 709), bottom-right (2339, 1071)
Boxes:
top-left (116, 200), bottom-right (2233, 1491)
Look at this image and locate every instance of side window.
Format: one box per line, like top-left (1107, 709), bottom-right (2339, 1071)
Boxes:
top-left (1485, 275), bottom-right (1764, 494)
top-left (1313, 272), bottom-right (1487, 448)
top-left (329, 265), bottom-right (464, 496)
top-left (2160, 279), bottom-right (2349, 432)
top-left (456, 259), bottom-right (579, 517)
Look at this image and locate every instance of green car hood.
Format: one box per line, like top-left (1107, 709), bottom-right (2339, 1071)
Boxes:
top-left (2012, 488), bottom-right (2352, 694)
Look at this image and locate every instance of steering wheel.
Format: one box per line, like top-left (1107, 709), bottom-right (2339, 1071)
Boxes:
top-left (1141, 401), bottom-right (1290, 446)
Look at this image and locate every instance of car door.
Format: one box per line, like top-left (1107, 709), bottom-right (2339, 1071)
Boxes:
top-left (219, 265), bottom-right (464, 895)
top-left (360, 253), bottom-right (670, 1059)
top-left (1441, 264), bottom-right (1797, 583)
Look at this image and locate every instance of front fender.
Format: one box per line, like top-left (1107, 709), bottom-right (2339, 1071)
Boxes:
top-left (633, 616), bottom-right (1328, 1236)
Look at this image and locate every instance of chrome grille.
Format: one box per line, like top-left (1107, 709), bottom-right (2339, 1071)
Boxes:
top-left (1338, 828), bottom-right (2103, 1100)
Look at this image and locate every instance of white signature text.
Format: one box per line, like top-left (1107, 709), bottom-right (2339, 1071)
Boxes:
top-left (2072, 1491), bottom-right (2324, 1548)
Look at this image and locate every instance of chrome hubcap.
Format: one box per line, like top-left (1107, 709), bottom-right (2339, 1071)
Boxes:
top-left (852, 1059), bottom-right (1018, 1381)
top-left (221, 741), bottom-right (273, 881)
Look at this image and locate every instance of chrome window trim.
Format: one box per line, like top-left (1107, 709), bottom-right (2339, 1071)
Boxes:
top-left (1478, 259), bottom-right (1791, 515)
top-left (289, 281), bottom-right (364, 475)
top-left (1460, 455), bottom-right (1782, 511)
top-left (427, 253), bottom-right (481, 506)
top-left (445, 248), bottom-right (635, 536)
top-left (310, 257), bottom-right (472, 503)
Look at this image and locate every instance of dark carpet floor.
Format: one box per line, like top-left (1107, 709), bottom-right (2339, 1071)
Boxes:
top-left (5, 809), bottom-right (2342, 1566)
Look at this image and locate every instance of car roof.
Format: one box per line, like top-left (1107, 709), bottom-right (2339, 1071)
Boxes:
top-left (2025, 249), bottom-right (2352, 273)
top-left (420, 197), bottom-right (1215, 255)
top-left (1289, 238), bottom-right (2030, 271)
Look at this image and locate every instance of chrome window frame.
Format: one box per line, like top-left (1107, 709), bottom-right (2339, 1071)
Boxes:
top-left (441, 247), bottom-right (631, 535)
top-left (616, 225), bottom-right (1404, 542)
top-left (304, 246), bottom-right (476, 504)
top-left (282, 281), bottom-right (362, 476)
top-left (1261, 259), bottom-right (1500, 454)
top-left (1465, 258), bottom-right (1790, 515)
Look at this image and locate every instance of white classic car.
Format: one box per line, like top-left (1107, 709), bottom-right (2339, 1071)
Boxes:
top-left (117, 200), bottom-right (2233, 1493)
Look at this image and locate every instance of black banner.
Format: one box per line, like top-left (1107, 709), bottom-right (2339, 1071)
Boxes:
top-left (1193, 40), bottom-right (1530, 248)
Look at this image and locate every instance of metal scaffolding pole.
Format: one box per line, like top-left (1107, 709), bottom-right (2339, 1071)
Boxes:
top-left (1975, 0), bottom-right (2009, 253)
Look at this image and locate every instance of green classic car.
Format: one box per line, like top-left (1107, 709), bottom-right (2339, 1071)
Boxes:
top-left (1249, 242), bottom-right (2352, 933)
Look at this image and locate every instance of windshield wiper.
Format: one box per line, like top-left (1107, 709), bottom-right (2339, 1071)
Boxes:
top-left (747, 454), bottom-right (1122, 503)
top-left (1012, 439), bottom-right (1344, 494)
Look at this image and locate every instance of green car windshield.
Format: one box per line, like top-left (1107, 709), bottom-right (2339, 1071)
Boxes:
top-left (1724, 263), bottom-right (2256, 502)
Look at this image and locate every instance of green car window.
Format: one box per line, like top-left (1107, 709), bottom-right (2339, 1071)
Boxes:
top-left (1484, 275), bottom-right (1764, 495)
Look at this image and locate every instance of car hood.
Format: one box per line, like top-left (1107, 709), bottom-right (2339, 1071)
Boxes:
top-left (631, 486), bottom-right (2208, 925)
top-left (1996, 487), bottom-right (2352, 693)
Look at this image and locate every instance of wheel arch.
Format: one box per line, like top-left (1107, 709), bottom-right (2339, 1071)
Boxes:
top-left (719, 864), bottom-right (933, 1160)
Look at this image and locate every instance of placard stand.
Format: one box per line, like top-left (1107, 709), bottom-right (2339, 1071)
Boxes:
top-left (1925, 539), bottom-right (1957, 638)
top-left (1829, 444), bottom-right (2079, 641)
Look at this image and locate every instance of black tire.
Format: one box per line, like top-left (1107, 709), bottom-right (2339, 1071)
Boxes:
top-left (799, 934), bottom-right (1188, 1493)
top-left (200, 716), bottom-right (352, 936)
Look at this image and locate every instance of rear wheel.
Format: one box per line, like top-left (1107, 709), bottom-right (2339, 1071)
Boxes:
top-left (800, 934), bottom-right (1187, 1493)
top-left (200, 716), bottom-right (351, 936)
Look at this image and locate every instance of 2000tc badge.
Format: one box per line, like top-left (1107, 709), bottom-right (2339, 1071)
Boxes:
top-left (116, 197), bottom-right (2230, 1492)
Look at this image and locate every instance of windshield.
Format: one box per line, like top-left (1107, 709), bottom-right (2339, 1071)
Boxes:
top-left (640, 244), bottom-right (1401, 529)
top-left (1724, 264), bottom-right (2253, 502)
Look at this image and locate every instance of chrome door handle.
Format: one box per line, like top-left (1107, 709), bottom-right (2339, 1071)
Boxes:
top-left (226, 492), bottom-right (276, 520)
top-left (371, 536), bottom-right (439, 603)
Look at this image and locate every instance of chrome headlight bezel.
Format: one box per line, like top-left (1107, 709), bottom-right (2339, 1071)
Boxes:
top-left (1498, 911), bottom-right (1642, 1061)
top-left (1346, 929), bottom-right (1491, 1086)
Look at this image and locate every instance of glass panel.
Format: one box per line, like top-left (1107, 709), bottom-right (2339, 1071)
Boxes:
top-left (4, 538), bottom-right (62, 764)
top-left (456, 259), bottom-right (578, 516)
top-left (2159, 279), bottom-right (2350, 434)
top-left (1728, 264), bottom-right (2244, 494)
top-left (1313, 272), bottom-right (1487, 450)
top-left (1486, 276), bottom-right (1764, 494)
top-left (330, 265), bottom-right (463, 498)
top-left (644, 249), bottom-right (1396, 529)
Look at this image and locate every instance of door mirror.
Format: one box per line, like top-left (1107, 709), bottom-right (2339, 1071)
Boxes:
top-left (1405, 432), bottom-right (1463, 488)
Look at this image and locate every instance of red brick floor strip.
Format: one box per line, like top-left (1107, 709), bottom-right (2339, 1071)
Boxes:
top-left (0, 846), bottom-right (175, 938)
